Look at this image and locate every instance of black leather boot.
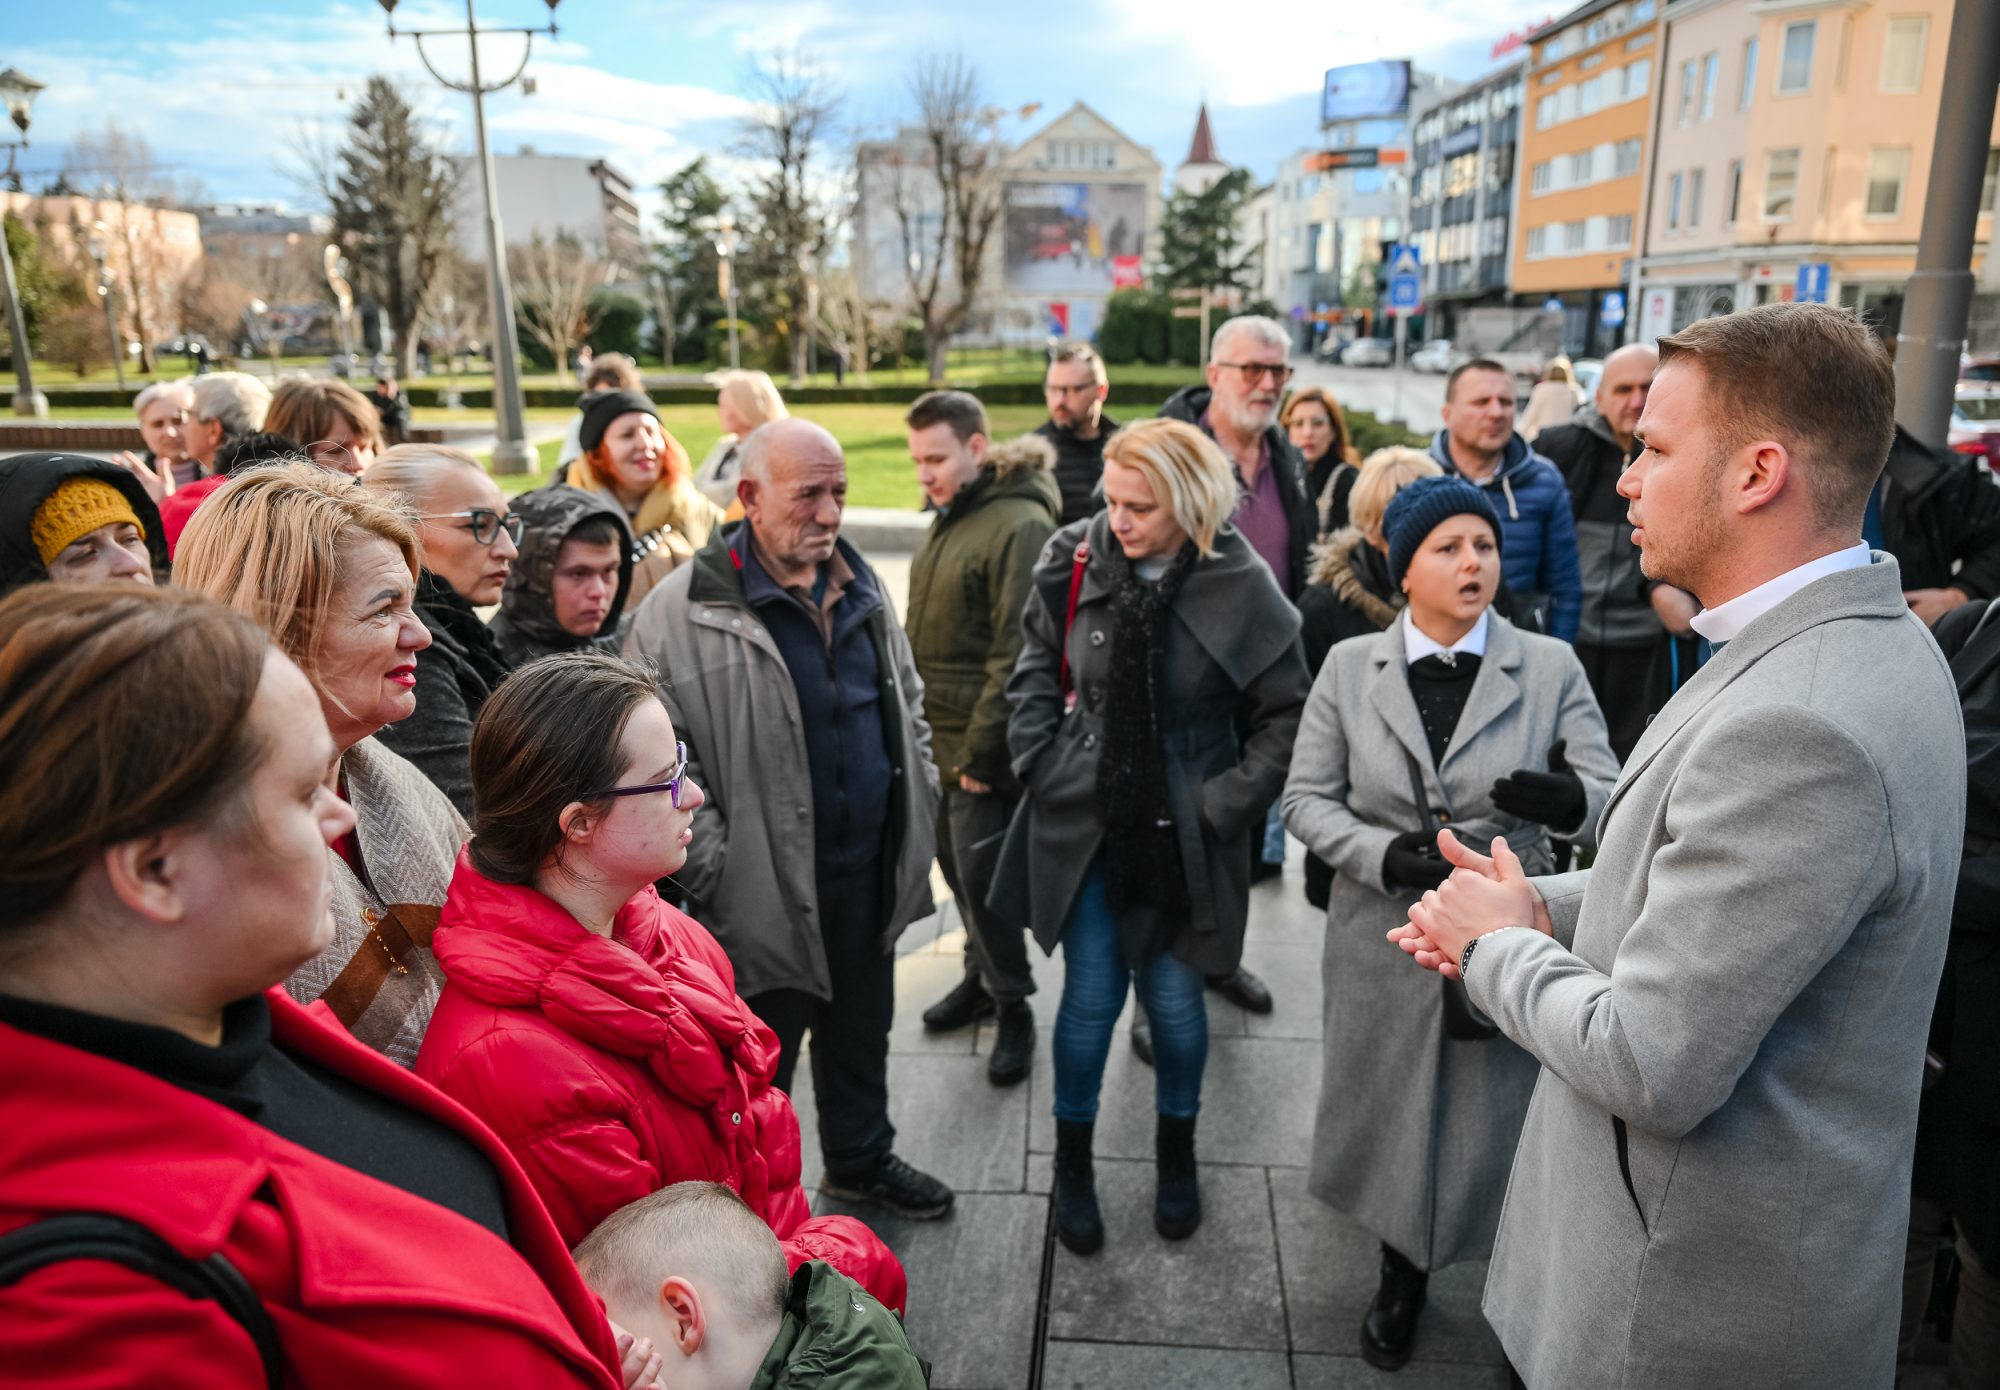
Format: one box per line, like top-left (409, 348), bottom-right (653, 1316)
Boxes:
top-left (987, 1001), bottom-right (1034, 1086)
top-left (1052, 1119), bottom-right (1104, 1254)
top-left (1359, 1242), bottom-right (1429, 1371)
top-left (1154, 1113), bottom-right (1202, 1240)
top-left (922, 975), bottom-right (993, 1031)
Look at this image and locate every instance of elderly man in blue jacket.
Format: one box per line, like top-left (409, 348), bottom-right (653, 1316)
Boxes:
top-left (1428, 359), bottom-right (1583, 642)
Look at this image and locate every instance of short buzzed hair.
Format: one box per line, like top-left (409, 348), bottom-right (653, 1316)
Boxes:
top-left (1445, 358), bottom-right (1510, 402)
top-left (1049, 342), bottom-right (1107, 383)
top-left (906, 390), bottom-right (990, 445)
top-left (573, 1182), bottom-right (788, 1329)
top-left (1657, 302), bottom-right (1894, 531)
top-left (1210, 314), bottom-right (1290, 363)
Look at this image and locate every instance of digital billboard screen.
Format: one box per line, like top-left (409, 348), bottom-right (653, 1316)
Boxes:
top-left (1322, 60), bottom-right (1412, 122)
top-left (1001, 181), bottom-right (1148, 295)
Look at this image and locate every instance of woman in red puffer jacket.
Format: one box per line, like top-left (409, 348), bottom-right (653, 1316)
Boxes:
top-left (414, 651), bottom-right (906, 1315)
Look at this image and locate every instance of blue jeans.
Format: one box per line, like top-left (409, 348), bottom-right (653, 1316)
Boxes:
top-left (1052, 861), bottom-right (1208, 1124)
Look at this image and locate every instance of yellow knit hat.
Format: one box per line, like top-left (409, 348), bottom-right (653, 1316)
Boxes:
top-left (31, 478), bottom-right (145, 567)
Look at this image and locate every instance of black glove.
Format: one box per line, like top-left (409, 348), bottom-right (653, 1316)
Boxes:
top-left (1383, 827), bottom-right (1452, 892)
top-left (1490, 739), bottom-right (1587, 830)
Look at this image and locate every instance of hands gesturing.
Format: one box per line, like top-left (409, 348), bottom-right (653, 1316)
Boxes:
top-left (1385, 829), bottom-right (1551, 979)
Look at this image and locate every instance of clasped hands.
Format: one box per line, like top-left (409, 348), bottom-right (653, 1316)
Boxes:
top-left (1385, 829), bottom-right (1552, 980)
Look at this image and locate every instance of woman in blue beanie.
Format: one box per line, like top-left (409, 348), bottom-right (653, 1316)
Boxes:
top-left (1281, 473), bottom-right (1619, 1372)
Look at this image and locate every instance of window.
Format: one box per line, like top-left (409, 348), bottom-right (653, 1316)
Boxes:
top-left (1614, 138), bottom-right (1643, 176)
top-left (1726, 158), bottom-right (1744, 223)
top-left (1531, 161), bottom-right (1552, 195)
top-left (1536, 94), bottom-right (1557, 129)
top-left (1740, 38), bottom-right (1759, 108)
top-left (1778, 20), bottom-right (1816, 94)
top-left (1571, 151), bottom-right (1595, 183)
top-left (1688, 167), bottom-right (1705, 227)
top-left (1625, 58), bottom-right (1652, 99)
top-left (1564, 221), bottom-right (1587, 253)
top-left (1881, 17), bottom-right (1927, 93)
top-left (1667, 172), bottom-right (1684, 231)
top-left (1764, 147), bottom-right (1800, 219)
top-left (1607, 213), bottom-right (1634, 248)
top-left (1865, 146), bottom-right (1909, 217)
top-left (1581, 53), bottom-right (1605, 71)
top-left (1983, 149), bottom-right (2000, 214)
top-left (1540, 69), bottom-right (1563, 87)
top-left (1626, 31), bottom-right (1654, 51)
top-left (1678, 60), bottom-right (1697, 125)
top-left (1527, 225), bottom-right (1549, 258)
top-left (1699, 52), bottom-right (1718, 120)
top-left (1579, 75), bottom-right (1604, 115)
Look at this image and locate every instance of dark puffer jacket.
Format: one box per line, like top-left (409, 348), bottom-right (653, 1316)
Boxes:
top-left (1427, 429), bottom-right (1583, 641)
top-left (904, 435), bottom-right (1062, 794)
top-left (1158, 384), bottom-right (1316, 597)
top-left (0, 452), bottom-right (169, 594)
top-left (375, 570), bottom-right (516, 819)
top-left (489, 486), bottom-right (636, 667)
top-left (1537, 410), bottom-right (1660, 649)
top-left (1881, 425), bottom-right (2000, 600)
top-left (1032, 413), bottom-right (1120, 525)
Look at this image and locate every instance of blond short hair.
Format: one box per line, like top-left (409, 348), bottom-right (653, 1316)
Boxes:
top-left (573, 1182), bottom-right (788, 1331)
top-left (1102, 418), bottom-right (1240, 558)
top-left (362, 442), bottom-right (486, 510)
top-left (173, 462), bottom-right (419, 693)
top-left (1348, 446), bottom-right (1445, 545)
top-left (717, 370), bottom-right (789, 433)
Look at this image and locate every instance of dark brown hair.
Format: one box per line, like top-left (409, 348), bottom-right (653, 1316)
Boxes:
top-left (469, 651), bottom-right (663, 883)
top-left (265, 378), bottom-right (385, 455)
top-left (905, 389), bottom-right (990, 446)
top-left (1657, 302), bottom-right (1894, 531)
top-left (0, 584), bottom-right (269, 933)
top-left (1445, 358), bottom-right (1511, 402)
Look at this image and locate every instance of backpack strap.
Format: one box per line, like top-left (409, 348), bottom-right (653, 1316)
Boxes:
top-left (0, 1213), bottom-right (282, 1389)
top-left (1058, 539), bottom-right (1090, 713)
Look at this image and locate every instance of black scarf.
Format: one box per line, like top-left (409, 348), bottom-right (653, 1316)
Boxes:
top-left (416, 568), bottom-right (514, 693)
top-left (1096, 542), bottom-right (1197, 917)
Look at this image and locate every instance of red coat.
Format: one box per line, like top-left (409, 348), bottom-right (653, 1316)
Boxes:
top-left (0, 987), bottom-right (621, 1390)
top-left (417, 854), bottom-right (907, 1314)
top-left (159, 473), bottom-right (230, 556)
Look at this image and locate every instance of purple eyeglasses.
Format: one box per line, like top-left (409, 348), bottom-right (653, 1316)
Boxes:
top-left (590, 742), bottom-right (689, 808)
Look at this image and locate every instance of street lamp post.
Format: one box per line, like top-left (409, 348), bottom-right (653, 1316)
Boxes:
top-left (379, 0), bottom-right (552, 476)
top-left (0, 65), bottom-right (49, 418)
top-left (87, 223), bottom-right (126, 391)
top-left (715, 212), bottom-right (740, 370)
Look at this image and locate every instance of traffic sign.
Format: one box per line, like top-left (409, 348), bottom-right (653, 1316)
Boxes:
top-left (1385, 244), bottom-right (1422, 314)
top-left (1795, 262), bottom-right (1831, 304)
top-left (1600, 290), bottom-right (1626, 327)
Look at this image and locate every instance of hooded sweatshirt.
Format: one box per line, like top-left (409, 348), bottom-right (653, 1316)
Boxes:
top-left (1536, 409), bottom-right (1661, 649)
top-left (0, 452), bottom-right (169, 595)
top-left (489, 485), bottom-right (636, 667)
top-left (1427, 428), bottom-right (1583, 642)
top-left (750, 1261), bottom-right (931, 1390)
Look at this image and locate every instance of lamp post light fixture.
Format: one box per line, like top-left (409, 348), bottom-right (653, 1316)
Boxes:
top-left (379, 0), bottom-right (555, 475)
top-left (715, 211), bottom-right (740, 370)
top-left (87, 222), bottom-right (127, 391)
top-left (0, 65), bottom-right (49, 418)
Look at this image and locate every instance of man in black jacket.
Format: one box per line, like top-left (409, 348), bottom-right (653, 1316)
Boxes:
top-left (1879, 425), bottom-right (2000, 625)
top-left (1033, 343), bottom-right (1119, 525)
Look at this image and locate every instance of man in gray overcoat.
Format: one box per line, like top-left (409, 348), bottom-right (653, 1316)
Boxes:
top-left (1395, 303), bottom-right (1965, 1386)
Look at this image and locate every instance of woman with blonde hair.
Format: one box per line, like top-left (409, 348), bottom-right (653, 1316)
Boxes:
top-left (1283, 384), bottom-right (1362, 535)
top-left (560, 391), bottom-right (722, 604)
top-left (692, 369), bottom-right (789, 509)
top-left (265, 377), bottom-right (386, 477)
top-left (1518, 355), bottom-right (1584, 441)
top-left (991, 416), bottom-right (1310, 1255)
top-left (174, 463), bottom-right (460, 1065)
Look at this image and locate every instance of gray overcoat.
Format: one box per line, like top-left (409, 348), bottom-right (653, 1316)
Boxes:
top-left (1281, 615), bottom-right (1617, 1270)
top-left (1467, 557), bottom-right (1964, 1387)
top-left (990, 514), bottom-right (1309, 974)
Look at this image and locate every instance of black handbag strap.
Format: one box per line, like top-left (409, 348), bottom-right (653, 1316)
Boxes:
top-left (1400, 744), bottom-right (1452, 827)
top-left (0, 1213), bottom-right (282, 1388)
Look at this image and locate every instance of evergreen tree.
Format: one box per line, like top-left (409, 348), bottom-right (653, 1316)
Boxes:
top-left (652, 157), bottom-right (728, 367)
top-left (1158, 168), bottom-right (1258, 295)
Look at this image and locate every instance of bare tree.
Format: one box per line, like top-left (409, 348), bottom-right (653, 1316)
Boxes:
top-left (422, 251), bottom-right (490, 402)
top-left (738, 50), bottom-right (843, 386)
top-left (890, 54), bottom-right (1008, 384)
top-left (63, 123), bottom-right (186, 373)
top-left (510, 233), bottom-right (605, 383)
top-left (812, 263), bottom-right (871, 386)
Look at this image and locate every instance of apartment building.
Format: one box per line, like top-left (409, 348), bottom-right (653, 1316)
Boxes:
top-left (1407, 58), bottom-right (1527, 339)
top-left (1512, 0), bottom-right (1664, 355)
top-left (1637, 0), bottom-right (1997, 343)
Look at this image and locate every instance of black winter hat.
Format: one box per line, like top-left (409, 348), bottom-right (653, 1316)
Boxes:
top-left (1383, 474), bottom-right (1504, 589)
top-left (576, 389), bottom-right (658, 455)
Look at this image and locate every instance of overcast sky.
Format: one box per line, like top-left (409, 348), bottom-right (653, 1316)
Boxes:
top-left (10, 0), bottom-right (1561, 218)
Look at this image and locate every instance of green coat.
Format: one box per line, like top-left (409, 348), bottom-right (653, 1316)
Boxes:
top-left (904, 435), bottom-right (1061, 795)
top-left (750, 1262), bottom-right (930, 1389)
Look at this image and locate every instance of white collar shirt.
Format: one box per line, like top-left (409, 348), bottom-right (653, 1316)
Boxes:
top-left (1403, 608), bottom-right (1491, 665)
top-left (1688, 543), bottom-right (1873, 645)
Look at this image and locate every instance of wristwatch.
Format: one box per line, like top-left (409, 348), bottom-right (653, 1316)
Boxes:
top-left (1457, 928), bottom-right (1510, 979)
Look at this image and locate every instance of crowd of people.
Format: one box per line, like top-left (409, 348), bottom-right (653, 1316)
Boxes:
top-left (0, 299), bottom-right (1995, 1388)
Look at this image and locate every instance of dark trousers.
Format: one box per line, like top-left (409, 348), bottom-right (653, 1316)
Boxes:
top-left (935, 787), bottom-right (1035, 1003)
top-left (1903, 1193), bottom-right (2000, 1388)
top-left (1575, 641), bottom-right (1653, 765)
top-left (745, 861), bottom-right (896, 1173)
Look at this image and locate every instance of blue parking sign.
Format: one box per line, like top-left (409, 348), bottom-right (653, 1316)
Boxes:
top-left (1386, 244), bottom-right (1422, 313)
top-left (1795, 263), bottom-right (1831, 304)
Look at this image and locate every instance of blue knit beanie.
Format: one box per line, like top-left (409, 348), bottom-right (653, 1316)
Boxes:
top-left (1384, 475), bottom-right (1504, 588)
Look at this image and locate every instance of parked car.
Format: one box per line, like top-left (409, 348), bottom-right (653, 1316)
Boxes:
top-left (1962, 357), bottom-right (2000, 385)
top-left (1571, 358), bottom-right (1604, 399)
top-left (1952, 385), bottom-right (2000, 472)
top-left (1314, 333), bottom-right (1354, 363)
top-left (1409, 339), bottom-right (1459, 374)
top-left (1343, 336), bottom-right (1394, 368)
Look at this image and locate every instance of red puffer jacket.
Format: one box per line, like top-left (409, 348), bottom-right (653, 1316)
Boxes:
top-left (0, 987), bottom-right (621, 1390)
top-left (417, 853), bottom-right (906, 1314)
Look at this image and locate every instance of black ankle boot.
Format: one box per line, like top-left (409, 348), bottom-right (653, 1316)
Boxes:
top-left (1359, 1242), bottom-right (1429, 1371)
top-left (1154, 1113), bottom-right (1201, 1240)
top-left (1053, 1119), bottom-right (1103, 1254)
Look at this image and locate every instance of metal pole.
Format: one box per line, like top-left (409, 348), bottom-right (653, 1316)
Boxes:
top-left (1892, 0), bottom-right (2000, 451)
top-left (0, 209), bottom-right (47, 417)
top-left (727, 260), bottom-right (740, 369)
top-left (98, 276), bottom-right (125, 390)
top-left (464, 0), bottom-right (534, 474)
top-left (1392, 309), bottom-right (1408, 428)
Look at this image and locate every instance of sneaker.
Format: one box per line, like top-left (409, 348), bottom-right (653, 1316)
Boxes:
top-left (921, 976), bottom-right (994, 1032)
top-left (987, 1002), bottom-right (1035, 1087)
top-left (821, 1153), bottom-right (955, 1220)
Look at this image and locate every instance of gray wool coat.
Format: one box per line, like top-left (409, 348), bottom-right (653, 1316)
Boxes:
top-left (1467, 556), bottom-right (1963, 1388)
top-left (1281, 614), bottom-right (1618, 1270)
top-left (990, 513), bottom-right (1309, 973)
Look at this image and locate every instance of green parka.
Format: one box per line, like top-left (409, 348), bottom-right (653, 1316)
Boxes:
top-left (903, 434), bottom-right (1061, 796)
top-left (749, 1261), bottom-right (930, 1389)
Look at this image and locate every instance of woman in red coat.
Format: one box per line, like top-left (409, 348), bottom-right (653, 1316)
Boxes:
top-left (0, 585), bottom-right (643, 1390)
top-left (415, 651), bottom-right (907, 1315)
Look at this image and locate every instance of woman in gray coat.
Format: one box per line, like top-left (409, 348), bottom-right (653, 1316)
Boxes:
top-left (992, 418), bottom-right (1309, 1258)
top-left (1281, 475), bottom-right (1617, 1372)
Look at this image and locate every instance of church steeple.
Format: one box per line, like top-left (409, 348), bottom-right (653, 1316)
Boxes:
top-left (1177, 103), bottom-right (1228, 195)
top-left (1184, 103), bottom-right (1220, 167)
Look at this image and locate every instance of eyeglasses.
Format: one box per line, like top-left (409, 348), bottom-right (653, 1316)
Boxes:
top-left (590, 742), bottom-right (690, 808)
top-left (422, 508), bottom-right (524, 546)
top-left (1216, 362), bottom-right (1295, 387)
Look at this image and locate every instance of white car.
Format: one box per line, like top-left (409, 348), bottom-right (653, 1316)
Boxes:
top-left (1343, 337), bottom-right (1394, 368)
top-left (1571, 358), bottom-right (1604, 398)
top-left (1409, 339), bottom-right (1458, 374)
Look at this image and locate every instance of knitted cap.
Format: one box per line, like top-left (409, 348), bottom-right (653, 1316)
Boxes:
top-left (31, 478), bottom-right (145, 566)
top-left (1383, 475), bottom-right (1503, 588)
top-left (576, 389), bottom-right (658, 456)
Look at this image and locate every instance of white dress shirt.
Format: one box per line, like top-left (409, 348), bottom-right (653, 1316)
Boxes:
top-left (1688, 544), bottom-right (1874, 645)
top-left (1403, 608), bottom-right (1491, 665)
